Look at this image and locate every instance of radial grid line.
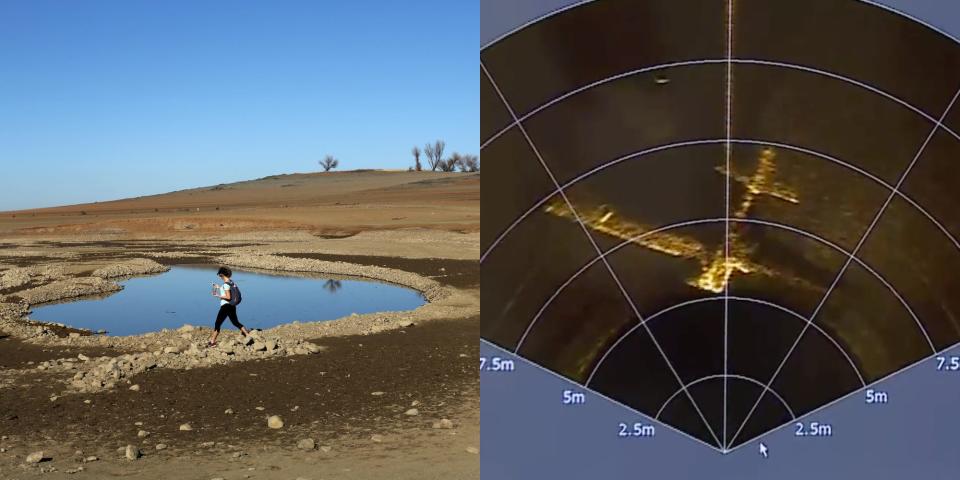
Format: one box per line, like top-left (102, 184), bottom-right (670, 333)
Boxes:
top-left (480, 338), bottom-right (726, 454)
top-left (722, 0), bottom-right (734, 451)
top-left (728, 84), bottom-right (960, 449)
top-left (480, 60), bottom-right (723, 449)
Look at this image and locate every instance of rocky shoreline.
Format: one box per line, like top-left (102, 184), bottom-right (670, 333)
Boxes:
top-left (0, 253), bottom-right (477, 399)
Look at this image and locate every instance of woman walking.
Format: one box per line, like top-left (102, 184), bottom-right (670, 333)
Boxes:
top-left (208, 267), bottom-right (250, 346)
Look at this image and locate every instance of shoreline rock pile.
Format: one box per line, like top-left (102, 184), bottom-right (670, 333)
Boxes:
top-left (55, 329), bottom-right (326, 394)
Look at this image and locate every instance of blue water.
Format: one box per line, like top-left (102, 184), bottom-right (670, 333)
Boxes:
top-left (30, 265), bottom-right (426, 336)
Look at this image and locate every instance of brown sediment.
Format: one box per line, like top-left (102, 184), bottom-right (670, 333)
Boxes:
top-left (0, 170), bottom-right (479, 477)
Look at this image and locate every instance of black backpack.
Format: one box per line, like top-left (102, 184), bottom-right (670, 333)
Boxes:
top-left (227, 281), bottom-right (242, 306)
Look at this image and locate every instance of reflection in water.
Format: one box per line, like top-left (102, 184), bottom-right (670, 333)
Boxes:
top-left (323, 279), bottom-right (343, 293)
top-left (545, 148), bottom-right (803, 292)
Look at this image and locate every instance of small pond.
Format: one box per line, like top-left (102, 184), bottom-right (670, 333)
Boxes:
top-left (30, 265), bottom-right (426, 336)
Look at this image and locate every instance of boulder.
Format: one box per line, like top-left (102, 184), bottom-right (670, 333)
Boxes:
top-left (267, 415), bottom-right (284, 429)
top-left (124, 445), bottom-right (141, 460)
top-left (433, 418), bottom-right (454, 429)
top-left (296, 438), bottom-right (315, 450)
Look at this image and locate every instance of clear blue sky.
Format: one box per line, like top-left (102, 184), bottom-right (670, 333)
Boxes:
top-left (0, 0), bottom-right (478, 211)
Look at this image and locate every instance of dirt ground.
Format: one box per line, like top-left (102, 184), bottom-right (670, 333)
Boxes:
top-left (0, 171), bottom-right (480, 240)
top-left (0, 170), bottom-right (480, 479)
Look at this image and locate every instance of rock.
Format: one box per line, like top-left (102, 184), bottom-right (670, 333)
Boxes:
top-left (137, 430), bottom-right (149, 438)
top-left (129, 384), bottom-right (141, 391)
top-left (84, 455), bottom-right (99, 462)
top-left (266, 340), bottom-right (278, 351)
top-left (224, 408), bottom-right (234, 414)
top-left (404, 408), bottom-right (419, 416)
top-left (466, 446), bottom-right (479, 454)
top-left (255, 406), bottom-right (265, 411)
top-left (319, 446), bottom-right (332, 453)
top-left (371, 434), bottom-right (384, 443)
top-left (163, 346), bottom-right (180, 354)
top-left (125, 444), bottom-right (141, 460)
top-left (25, 451), bottom-right (45, 463)
top-left (398, 320), bottom-right (414, 328)
top-left (433, 418), bottom-right (454, 429)
top-left (77, 354), bottom-right (89, 361)
top-left (267, 415), bottom-right (284, 429)
top-left (370, 391), bottom-right (385, 396)
top-left (69, 332), bottom-right (81, 338)
top-left (155, 443), bottom-right (167, 450)
top-left (200, 441), bottom-right (215, 448)
top-left (179, 423), bottom-right (193, 431)
top-left (178, 324), bottom-right (195, 333)
top-left (252, 342), bottom-right (267, 352)
top-left (296, 438), bottom-right (315, 450)
top-left (302, 342), bottom-right (322, 354)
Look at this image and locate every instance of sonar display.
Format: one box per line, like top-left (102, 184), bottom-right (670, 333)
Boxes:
top-left (480, 0), bottom-right (960, 477)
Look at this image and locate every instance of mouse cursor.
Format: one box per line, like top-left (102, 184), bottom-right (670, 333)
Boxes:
top-left (759, 442), bottom-right (769, 458)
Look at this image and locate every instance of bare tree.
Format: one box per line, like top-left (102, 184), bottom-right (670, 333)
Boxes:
top-left (423, 140), bottom-right (445, 171)
top-left (319, 155), bottom-right (339, 172)
top-left (424, 144), bottom-right (436, 170)
top-left (440, 152), bottom-right (461, 172)
top-left (460, 154), bottom-right (479, 172)
top-left (433, 140), bottom-right (445, 169)
top-left (411, 146), bottom-right (422, 171)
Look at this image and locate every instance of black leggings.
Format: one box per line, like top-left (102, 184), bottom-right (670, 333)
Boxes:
top-left (214, 304), bottom-right (244, 332)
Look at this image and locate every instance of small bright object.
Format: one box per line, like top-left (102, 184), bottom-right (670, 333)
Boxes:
top-left (654, 75), bottom-right (670, 85)
top-left (759, 442), bottom-right (768, 458)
